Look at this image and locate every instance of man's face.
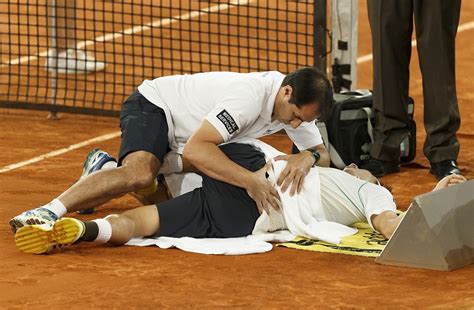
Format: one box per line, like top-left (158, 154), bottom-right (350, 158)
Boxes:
top-left (274, 86), bottom-right (320, 129)
top-left (343, 163), bottom-right (379, 185)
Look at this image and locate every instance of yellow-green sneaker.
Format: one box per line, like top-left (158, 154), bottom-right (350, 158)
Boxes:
top-left (15, 218), bottom-right (85, 254)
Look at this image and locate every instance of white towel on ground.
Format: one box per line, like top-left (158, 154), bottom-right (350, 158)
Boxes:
top-left (126, 230), bottom-right (295, 255)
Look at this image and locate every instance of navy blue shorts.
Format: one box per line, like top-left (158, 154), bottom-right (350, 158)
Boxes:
top-left (155, 143), bottom-right (266, 238)
top-left (118, 90), bottom-right (169, 165)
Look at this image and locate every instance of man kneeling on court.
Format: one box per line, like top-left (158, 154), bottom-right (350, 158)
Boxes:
top-left (9, 67), bottom-right (334, 232)
top-left (13, 141), bottom-right (467, 254)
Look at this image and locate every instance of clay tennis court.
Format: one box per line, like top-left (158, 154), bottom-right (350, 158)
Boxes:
top-left (1, 0), bottom-right (473, 308)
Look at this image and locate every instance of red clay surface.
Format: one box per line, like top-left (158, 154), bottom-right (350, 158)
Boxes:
top-left (0, 1), bottom-right (473, 308)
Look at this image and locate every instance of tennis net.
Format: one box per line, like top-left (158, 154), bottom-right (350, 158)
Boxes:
top-left (1, 0), bottom-right (323, 116)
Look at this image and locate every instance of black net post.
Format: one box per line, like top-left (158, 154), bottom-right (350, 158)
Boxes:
top-left (313, 0), bottom-right (327, 74)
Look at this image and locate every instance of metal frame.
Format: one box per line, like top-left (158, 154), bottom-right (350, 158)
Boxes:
top-left (330, 0), bottom-right (358, 92)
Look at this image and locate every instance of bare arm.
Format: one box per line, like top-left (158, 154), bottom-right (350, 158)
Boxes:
top-left (371, 211), bottom-right (403, 239)
top-left (183, 120), bottom-right (280, 213)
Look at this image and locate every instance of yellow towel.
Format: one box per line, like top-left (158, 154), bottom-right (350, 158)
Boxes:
top-left (278, 222), bottom-right (388, 258)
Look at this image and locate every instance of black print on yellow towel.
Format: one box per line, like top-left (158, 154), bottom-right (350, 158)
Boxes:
top-left (216, 109), bottom-right (239, 134)
top-left (283, 239), bottom-right (383, 254)
top-left (363, 231), bottom-right (388, 246)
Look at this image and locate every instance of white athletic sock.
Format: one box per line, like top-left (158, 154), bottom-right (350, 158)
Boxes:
top-left (92, 218), bottom-right (113, 243)
top-left (159, 152), bottom-right (183, 174)
top-left (102, 161), bottom-right (117, 170)
top-left (41, 198), bottom-right (67, 218)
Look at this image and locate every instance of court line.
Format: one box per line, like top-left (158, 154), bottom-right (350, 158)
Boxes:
top-left (1, 0), bottom-right (251, 67)
top-left (0, 131), bottom-right (121, 174)
top-left (357, 20), bottom-right (474, 64)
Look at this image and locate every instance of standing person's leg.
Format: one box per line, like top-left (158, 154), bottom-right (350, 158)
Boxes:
top-left (413, 0), bottom-right (461, 179)
top-left (365, 0), bottom-right (414, 176)
top-left (47, 0), bottom-right (105, 73)
top-left (9, 91), bottom-right (167, 233)
top-left (52, 0), bottom-right (76, 51)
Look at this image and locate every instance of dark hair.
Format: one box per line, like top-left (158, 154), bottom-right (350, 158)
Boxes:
top-left (281, 67), bottom-right (334, 122)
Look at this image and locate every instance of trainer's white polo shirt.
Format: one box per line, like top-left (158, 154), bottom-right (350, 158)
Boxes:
top-left (137, 71), bottom-right (323, 153)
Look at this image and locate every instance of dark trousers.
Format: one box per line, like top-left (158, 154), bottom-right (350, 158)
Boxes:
top-left (155, 143), bottom-right (265, 238)
top-left (367, 0), bottom-right (461, 163)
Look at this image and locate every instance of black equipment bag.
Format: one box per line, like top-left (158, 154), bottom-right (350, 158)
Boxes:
top-left (293, 90), bottom-right (416, 169)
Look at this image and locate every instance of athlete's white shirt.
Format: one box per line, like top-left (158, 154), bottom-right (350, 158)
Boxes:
top-left (318, 167), bottom-right (396, 230)
top-left (238, 138), bottom-right (396, 242)
top-left (137, 71), bottom-right (323, 153)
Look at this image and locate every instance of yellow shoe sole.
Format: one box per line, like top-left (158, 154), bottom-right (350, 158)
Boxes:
top-left (15, 218), bottom-right (84, 254)
top-left (15, 225), bottom-right (55, 254)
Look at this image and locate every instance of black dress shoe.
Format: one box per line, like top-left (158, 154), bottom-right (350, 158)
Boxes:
top-left (360, 158), bottom-right (401, 177)
top-left (430, 160), bottom-right (460, 180)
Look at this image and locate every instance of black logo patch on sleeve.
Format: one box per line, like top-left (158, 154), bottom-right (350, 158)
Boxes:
top-left (216, 109), bottom-right (239, 134)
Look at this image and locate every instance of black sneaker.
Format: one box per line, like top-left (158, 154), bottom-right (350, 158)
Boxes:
top-left (430, 160), bottom-right (460, 180)
top-left (360, 158), bottom-right (401, 177)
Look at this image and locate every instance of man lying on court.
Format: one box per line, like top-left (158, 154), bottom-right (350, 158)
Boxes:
top-left (13, 139), bottom-right (467, 254)
top-left (9, 67), bottom-right (334, 231)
